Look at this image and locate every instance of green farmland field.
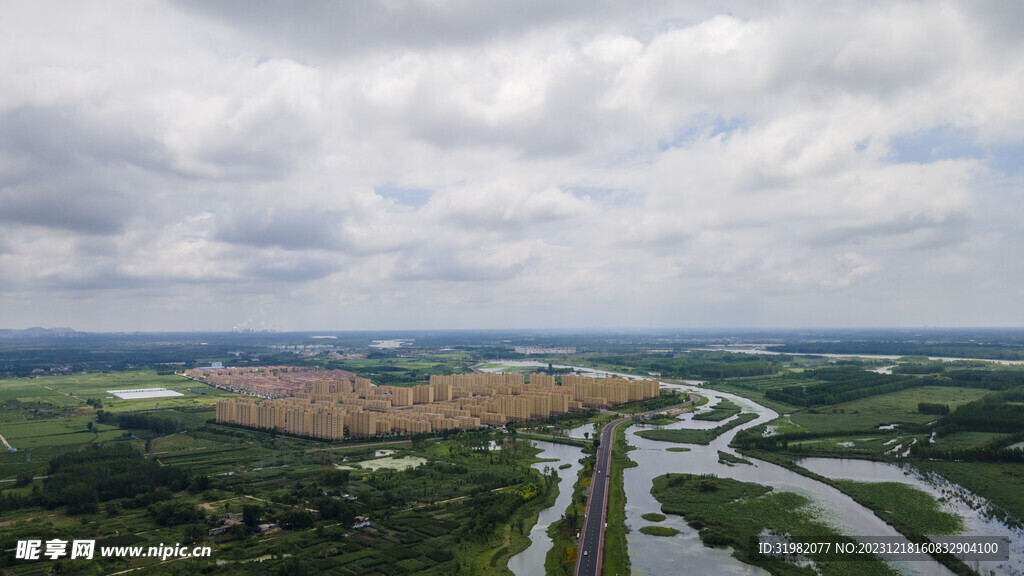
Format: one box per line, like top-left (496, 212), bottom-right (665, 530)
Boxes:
top-left (789, 386), bottom-right (991, 434)
top-left (0, 371), bottom-right (240, 478)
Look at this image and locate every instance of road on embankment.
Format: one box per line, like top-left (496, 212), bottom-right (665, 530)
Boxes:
top-left (574, 397), bottom-right (700, 576)
top-left (574, 415), bottom-right (628, 576)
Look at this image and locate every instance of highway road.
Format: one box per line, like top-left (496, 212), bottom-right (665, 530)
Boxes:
top-left (574, 397), bottom-right (698, 576)
top-left (574, 416), bottom-right (628, 576)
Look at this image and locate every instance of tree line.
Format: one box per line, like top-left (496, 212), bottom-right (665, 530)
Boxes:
top-left (765, 366), bottom-right (1024, 408)
top-left (96, 410), bottom-right (184, 434)
top-left (935, 386), bottom-right (1024, 436)
top-left (765, 367), bottom-right (916, 406)
top-left (0, 444), bottom-right (194, 515)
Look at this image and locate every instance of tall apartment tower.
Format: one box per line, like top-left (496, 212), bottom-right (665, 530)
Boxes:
top-left (431, 379), bottom-right (453, 401)
top-left (314, 380), bottom-right (331, 396)
top-left (529, 373), bottom-right (556, 387)
top-left (216, 399), bottom-right (237, 423)
top-left (348, 411), bottom-right (377, 438)
top-left (235, 399), bottom-right (257, 427)
top-left (413, 384), bottom-right (434, 404)
top-left (389, 386), bottom-right (414, 407)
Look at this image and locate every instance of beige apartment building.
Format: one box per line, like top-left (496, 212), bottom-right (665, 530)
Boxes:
top-left (215, 371), bottom-right (660, 440)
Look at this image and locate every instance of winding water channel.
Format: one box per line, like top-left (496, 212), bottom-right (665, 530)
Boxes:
top-left (508, 441), bottom-right (585, 576)
top-left (482, 361), bottom-right (1024, 575)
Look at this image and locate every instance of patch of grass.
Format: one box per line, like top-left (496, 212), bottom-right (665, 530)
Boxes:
top-left (641, 512), bottom-right (666, 522)
top-left (789, 386), bottom-right (991, 434)
top-left (148, 432), bottom-right (223, 454)
top-left (665, 446), bottom-right (690, 452)
top-left (781, 433), bottom-right (929, 458)
top-left (692, 398), bottom-right (741, 421)
top-left (913, 460), bottom-right (1024, 524)
top-left (717, 450), bottom-right (752, 466)
top-left (832, 480), bottom-right (963, 536)
top-left (651, 473), bottom-right (900, 576)
top-left (764, 414), bottom-right (805, 435)
top-left (931, 431), bottom-right (1008, 451)
top-left (1, 415), bottom-right (112, 440)
top-left (643, 415), bottom-right (676, 425)
top-left (636, 413), bottom-right (758, 445)
top-left (638, 525), bottom-right (678, 537)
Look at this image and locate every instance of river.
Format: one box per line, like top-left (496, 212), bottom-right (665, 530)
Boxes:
top-left (482, 360), bottom-right (1024, 575)
top-left (508, 440), bottom-right (585, 576)
top-left (624, 384), bottom-right (955, 576)
top-left (796, 457), bottom-right (1024, 575)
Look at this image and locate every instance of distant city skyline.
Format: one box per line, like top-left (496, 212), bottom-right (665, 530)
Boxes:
top-left (2, 2), bottom-right (1023, 331)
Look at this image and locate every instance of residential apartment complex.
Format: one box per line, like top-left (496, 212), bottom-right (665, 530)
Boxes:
top-left (214, 369), bottom-right (659, 440)
top-left (188, 366), bottom-right (358, 398)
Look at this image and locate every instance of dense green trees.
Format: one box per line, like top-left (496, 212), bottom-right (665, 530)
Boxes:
top-left (314, 496), bottom-right (356, 524)
top-left (39, 444), bottom-right (189, 514)
top-left (242, 504), bottom-right (262, 528)
top-left (936, 386), bottom-right (1024, 435)
top-left (944, 369), bottom-right (1024, 390)
top-left (463, 490), bottom-right (530, 542)
top-left (592, 351), bottom-right (781, 379)
top-left (918, 402), bottom-right (950, 415)
top-left (765, 367), bottom-right (917, 406)
top-left (150, 500), bottom-right (205, 526)
top-left (96, 410), bottom-right (183, 433)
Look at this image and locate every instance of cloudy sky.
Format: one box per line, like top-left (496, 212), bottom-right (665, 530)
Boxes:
top-left (1, 1), bottom-right (1022, 331)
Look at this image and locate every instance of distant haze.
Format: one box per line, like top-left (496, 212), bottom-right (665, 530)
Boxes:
top-left (2, 2), bottom-right (1023, 331)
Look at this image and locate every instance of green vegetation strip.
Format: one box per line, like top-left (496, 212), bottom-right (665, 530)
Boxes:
top-left (475, 472), bottom-right (561, 575)
top-left (517, 432), bottom-right (589, 448)
top-left (638, 526), bottom-right (678, 537)
top-left (651, 473), bottom-right (900, 576)
top-left (717, 450), bottom-right (753, 466)
top-left (832, 480), bottom-right (963, 536)
top-left (641, 512), bottom-right (666, 522)
top-left (636, 413), bottom-right (758, 445)
top-left (602, 421), bottom-right (635, 576)
top-left (665, 446), bottom-right (690, 452)
top-left (546, 448), bottom-right (595, 576)
top-left (613, 390), bottom-right (692, 414)
top-left (913, 460), bottom-right (1024, 528)
top-left (643, 415), bottom-right (676, 425)
top-left (693, 398), bottom-right (742, 421)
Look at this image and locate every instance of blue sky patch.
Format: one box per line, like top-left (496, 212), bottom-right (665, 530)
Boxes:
top-left (889, 125), bottom-right (981, 164)
top-left (566, 187), bottom-right (640, 207)
top-left (890, 125), bottom-right (1024, 175)
top-left (375, 185), bottom-right (434, 209)
top-left (658, 114), bottom-right (749, 152)
top-left (988, 141), bottom-right (1024, 176)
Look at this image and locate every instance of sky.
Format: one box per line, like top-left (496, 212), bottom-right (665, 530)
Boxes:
top-left (1, 1), bottom-right (1023, 332)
